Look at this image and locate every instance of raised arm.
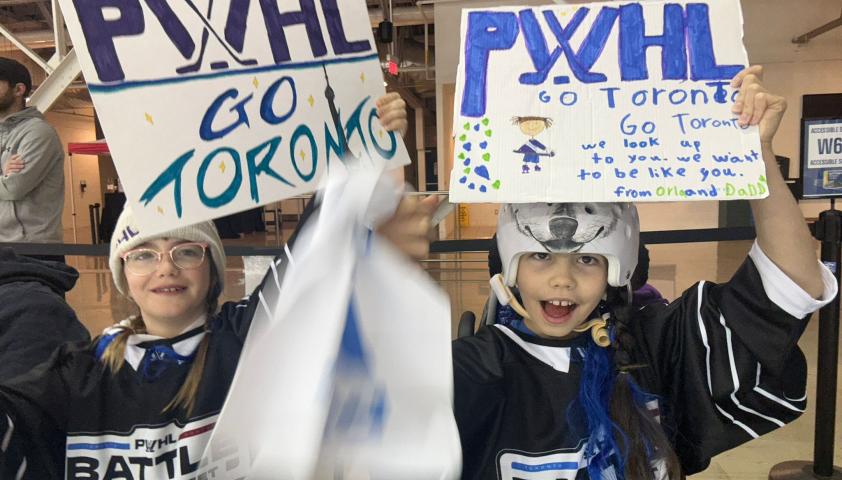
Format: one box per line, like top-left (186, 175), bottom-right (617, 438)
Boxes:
top-left (732, 66), bottom-right (824, 298)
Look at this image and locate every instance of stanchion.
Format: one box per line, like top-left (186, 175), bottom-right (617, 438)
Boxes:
top-left (770, 201), bottom-right (842, 479)
top-left (88, 203), bottom-right (101, 245)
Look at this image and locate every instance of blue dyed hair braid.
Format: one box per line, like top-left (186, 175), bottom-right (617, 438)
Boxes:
top-left (566, 300), bottom-right (669, 479)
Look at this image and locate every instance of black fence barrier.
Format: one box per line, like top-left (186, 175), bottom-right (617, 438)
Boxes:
top-left (429, 226), bottom-right (757, 253)
top-left (0, 243), bottom-right (285, 258)
top-left (1, 226), bottom-right (760, 259)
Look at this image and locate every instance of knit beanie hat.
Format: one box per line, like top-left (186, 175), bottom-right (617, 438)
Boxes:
top-left (109, 205), bottom-right (226, 296)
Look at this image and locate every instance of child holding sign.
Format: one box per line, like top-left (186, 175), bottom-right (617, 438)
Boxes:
top-left (0, 95), bottom-right (436, 479)
top-left (453, 66), bottom-right (837, 479)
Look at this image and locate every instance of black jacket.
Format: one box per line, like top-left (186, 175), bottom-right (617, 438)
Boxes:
top-left (0, 252), bottom-right (283, 479)
top-left (0, 248), bottom-right (89, 382)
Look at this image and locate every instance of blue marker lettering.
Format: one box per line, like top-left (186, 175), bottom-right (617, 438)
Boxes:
top-left (461, 11), bottom-right (518, 117)
top-left (618, 3), bottom-right (686, 81)
top-left (200, 89), bottom-right (253, 141)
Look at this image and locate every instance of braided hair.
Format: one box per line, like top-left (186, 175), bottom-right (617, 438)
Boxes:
top-left (574, 287), bottom-right (681, 479)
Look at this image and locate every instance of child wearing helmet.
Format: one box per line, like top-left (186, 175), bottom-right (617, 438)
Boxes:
top-left (0, 94), bottom-right (436, 479)
top-left (453, 67), bottom-right (837, 479)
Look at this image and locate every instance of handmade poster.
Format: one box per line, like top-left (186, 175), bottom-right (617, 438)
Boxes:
top-left (802, 119), bottom-right (842, 198)
top-left (57, 0), bottom-right (409, 234)
top-left (450, 0), bottom-right (766, 203)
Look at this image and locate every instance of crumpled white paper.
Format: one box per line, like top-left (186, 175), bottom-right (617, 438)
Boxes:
top-left (203, 165), bottom-right (461, 479)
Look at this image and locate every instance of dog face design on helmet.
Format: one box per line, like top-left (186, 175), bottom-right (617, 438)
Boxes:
top-left (508, 203), bottom-right (622, 252)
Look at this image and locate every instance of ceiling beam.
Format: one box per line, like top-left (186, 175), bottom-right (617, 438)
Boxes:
top-left (0, 7), bottom-right (23, 23)
top-left (369, 5), bottom-right (433, 27)
top-left (0, 21), bottom-right (51, 72)
top-left (29, 47), bottom-right (79, 112)
top-left (0, 0), bottom-right (45, 6)
top-left (36, 0), bottom-right (51, 28)
top-left (792, 8), bottom-right (842, 44)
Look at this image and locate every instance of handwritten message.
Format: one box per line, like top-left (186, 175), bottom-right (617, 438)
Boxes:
top-left (449, 0), bottom-right (766, 203)
top-left (58, 0), bottom-right (408, 234)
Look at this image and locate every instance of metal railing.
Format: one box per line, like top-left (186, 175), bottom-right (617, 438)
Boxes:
top-left (0, 225), bottom-right (758, 259)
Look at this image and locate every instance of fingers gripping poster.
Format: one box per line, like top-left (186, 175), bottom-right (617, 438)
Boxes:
top-left (450, 0), bottom-right (767, 203)
top-left (57, 0), bottom-right (409, 234)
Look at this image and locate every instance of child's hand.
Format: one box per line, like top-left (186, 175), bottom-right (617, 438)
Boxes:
top-left (376, 92), bottom-right (408, 138)
top-left (377, 194), bottom-right (440, 260)
top-left (730, 65), bottom-right (786, 144)
top-left (3, 154), bottom-right (24, 176)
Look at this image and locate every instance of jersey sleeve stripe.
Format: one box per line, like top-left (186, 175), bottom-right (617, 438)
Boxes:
top-left (695, 282), bottom-right (760, 439)
top-left (14, 457), bottom-right (25, 480)
top-left (718, 313), bottom-right (786, 427)
top-left (270, 259), bottom-right (281, 292)
top-left (1, 415), bottom-right (12, 452)
top-left (753, 364), bottom-right (807, 411)
top-left (258, 290), bottom-right (273, 319)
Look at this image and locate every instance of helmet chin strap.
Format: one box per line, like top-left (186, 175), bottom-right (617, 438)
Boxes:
top-left (490, 274), bottom-right (531, 319)
top-left (578, 285), bottom-right (633, 348)
top-left (490, 274), bottom-right (612, 347)
top-left (576, 292), bottom-right (611, 348)
top-left (572, 314), bottom-right (611, 347)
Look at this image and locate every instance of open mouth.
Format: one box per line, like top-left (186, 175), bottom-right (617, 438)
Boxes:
top-left (541, 300), bottom-right (577, 324)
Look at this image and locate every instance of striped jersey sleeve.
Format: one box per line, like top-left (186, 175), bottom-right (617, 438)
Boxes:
top-left (0, 414), bottom-right (27, 479)
top-left (219, 197), bottom-right (318, 342)
top-left (216, 250), bottom-right (289, 342)
top-left (634, 243), bottom-right (836, 475)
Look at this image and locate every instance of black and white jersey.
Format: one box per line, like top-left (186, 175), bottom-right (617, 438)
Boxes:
top-left (453, 243), bottom-right (836, 479)
top-left (0, 254), bottom-right (290, 479)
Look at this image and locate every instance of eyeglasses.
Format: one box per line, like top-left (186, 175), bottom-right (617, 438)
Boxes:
top-left (121, 242), bottom-right (208, 276)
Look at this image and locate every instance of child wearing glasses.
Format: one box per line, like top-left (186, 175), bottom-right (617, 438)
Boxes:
top-left (0, 94), bottom-right (433, 479)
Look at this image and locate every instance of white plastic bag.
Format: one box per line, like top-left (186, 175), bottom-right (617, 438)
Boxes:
top-left (204, 167), bottom-right (461, 479)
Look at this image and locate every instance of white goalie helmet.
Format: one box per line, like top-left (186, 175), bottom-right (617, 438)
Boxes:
top-left (496, 202), bottom-right (640, 288)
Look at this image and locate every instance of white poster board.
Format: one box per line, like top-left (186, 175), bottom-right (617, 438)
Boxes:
top-left (449, 0), bottom-right (766, 203)
top-left (57, 0), bottom-right (409, 234)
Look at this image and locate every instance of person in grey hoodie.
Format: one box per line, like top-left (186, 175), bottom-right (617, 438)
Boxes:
top-left (0, 58), bottom-right (65, 260)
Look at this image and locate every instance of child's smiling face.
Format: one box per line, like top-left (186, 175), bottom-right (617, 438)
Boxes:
top-left (516, 252), bottom-right (608, 339)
